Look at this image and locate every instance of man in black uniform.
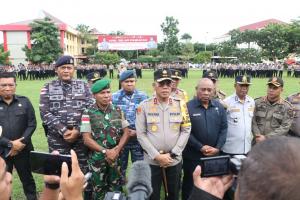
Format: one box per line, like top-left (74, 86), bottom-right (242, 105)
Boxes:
top-left (0, 72), bottom-right (37, 200)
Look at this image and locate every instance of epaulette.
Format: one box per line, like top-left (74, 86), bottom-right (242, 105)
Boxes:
top-left (287, 92), bottom-right (300, 98)
top-left (283, 99), bottom-right (293, 108)
top-left (254, 96), bottom-right (264, 101)
top-left (218, 90), bottom-right (226, 96)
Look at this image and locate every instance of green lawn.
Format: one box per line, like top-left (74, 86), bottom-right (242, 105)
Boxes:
top-left (11, 69), bottom-right (299, 199)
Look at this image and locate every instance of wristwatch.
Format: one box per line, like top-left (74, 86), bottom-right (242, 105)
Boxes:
top-left (45, 182), bottom-right (60, 190)
top-left (170, 152), bottom-right (178, 159)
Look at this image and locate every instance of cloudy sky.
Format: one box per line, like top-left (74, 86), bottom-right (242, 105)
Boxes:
top-left (0, 0), bottom-right (299, 43)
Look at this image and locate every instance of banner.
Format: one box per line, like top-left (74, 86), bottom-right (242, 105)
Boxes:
top-left (98, 35), bottom-right (157, 51)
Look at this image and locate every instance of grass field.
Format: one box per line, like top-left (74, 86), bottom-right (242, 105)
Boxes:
top-left (11, 69), bottom-right (299, 199)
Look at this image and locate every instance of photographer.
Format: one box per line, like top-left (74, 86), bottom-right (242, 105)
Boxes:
top-left (40, 150), bottom-right (85, 200)
top-left (188, 136), bottom-right (300, 200)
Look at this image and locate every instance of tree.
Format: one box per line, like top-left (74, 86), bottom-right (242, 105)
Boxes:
top-left (286, 17), bottom-right (300, 53)
top-left (94, 52), bottom-right (119, 65)
top-left (181, 33), bottom-right (192, 43)
top-left (180, 42), bottom-right (195, 61)
top-left (193, 51), bottom-right (212, 63)
top-left (0, 44), bottom-right (10, 65)
top-left (23, 17), bottom-right (62, 64)
top-left (160, 16), bottom-right (181, 55)
top-left (256, 23), bottom-right (289, 60)
top-left (194, 43), bottom-right (206, 53)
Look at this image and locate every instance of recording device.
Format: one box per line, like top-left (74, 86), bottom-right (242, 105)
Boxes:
top-left (104, 161), bottom-right (152, 200)
top-left (30, 151), bottom-right (72, 176)
top-left (200, 155), bottom-right (246, 177)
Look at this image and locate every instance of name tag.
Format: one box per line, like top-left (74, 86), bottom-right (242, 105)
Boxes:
top-left (193, 113), bottom-right (201, 117)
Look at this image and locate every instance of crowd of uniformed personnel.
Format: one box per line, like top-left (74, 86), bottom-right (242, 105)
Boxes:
top-left (2, 56), bottom-right (300, 200)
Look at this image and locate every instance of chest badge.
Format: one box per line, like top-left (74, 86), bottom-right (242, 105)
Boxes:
top-left (151, 125), bottom-right (158, 132)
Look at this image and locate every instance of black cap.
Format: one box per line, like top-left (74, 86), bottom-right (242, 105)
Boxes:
top-left (154, 69), bottom-right (172, 82)
top-left (235, 75), bottom-right (252, 85)
top-left (87, 72), bottom-right (101, 83)
top-left (203, 71), bottom-right (218, 80)
top-left (170, 69), bottom-right (182, 80)
top-left (267, 77), bottom-right (284, 87)
top-left (55, 55), bottom-right (74, 68)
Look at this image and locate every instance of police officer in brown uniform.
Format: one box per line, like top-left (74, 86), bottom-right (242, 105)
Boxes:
top-left (286, 91), bottom-right (300, 137)
top-left (252, 77), bottom-right (294, 143)
top-left (170, 69), bottom-right (189, 102)
top-left (203, 71), bottom-right (226, 100)
top-left (136, 69), bottom-right (191, 200)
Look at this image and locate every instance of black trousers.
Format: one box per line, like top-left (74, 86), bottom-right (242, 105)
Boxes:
top-left (6, 150), bottom-right (37, 200)
top-left (150, 162), bottom-right (182, 200)
top-left (182, 159), bottom-right (199, 200)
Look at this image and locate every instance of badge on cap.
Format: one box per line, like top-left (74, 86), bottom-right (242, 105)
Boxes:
top-left (70, 59), bottom-right (74, 64)
top-left (94, 73), bottom-right (99, 78)
top-left (242, 75), bottom-right (247, 83)
top-left (162, 70), bottom-right (168, 77)
top-left (209, 72), bottom-right (213, 77)
top-left (272, 77), bottom-right (277, 82)
top-left (175, 71), bottom-right (179, 76)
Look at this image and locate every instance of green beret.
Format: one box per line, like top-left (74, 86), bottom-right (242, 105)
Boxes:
top-left (91, 79), bottom-right (111, 94)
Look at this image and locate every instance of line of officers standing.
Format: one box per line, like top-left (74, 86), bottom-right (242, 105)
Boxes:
top-left (1, 55), bottom-right (300, 200)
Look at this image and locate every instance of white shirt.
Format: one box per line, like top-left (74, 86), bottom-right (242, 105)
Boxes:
top-left (222, 93), bottom-right (255, 154)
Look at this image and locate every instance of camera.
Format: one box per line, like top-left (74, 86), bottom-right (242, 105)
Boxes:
top-left (200, 155), bottom-right (246, 177)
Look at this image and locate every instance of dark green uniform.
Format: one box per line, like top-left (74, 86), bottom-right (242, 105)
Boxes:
top-left (80, 103), bottom-right (129, 200)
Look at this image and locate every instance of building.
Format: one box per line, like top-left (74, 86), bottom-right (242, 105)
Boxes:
top-left (0, 11), bottom-right (85, 65)
top-left (213, 18), bottom-right (286, 47)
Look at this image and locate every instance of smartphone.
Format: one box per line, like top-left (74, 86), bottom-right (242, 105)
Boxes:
top-left (200, 155), bottom-right (230, 177)
top-left (30, 151), bottom-right (72, 176)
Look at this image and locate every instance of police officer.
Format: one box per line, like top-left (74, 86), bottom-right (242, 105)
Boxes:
top-left (170, 69), bottom-right (189, 102)
top-left (203, 71), bottom-right (226, 100)
top-left (39, 55), bottom-right (94, 199)
top-left (81, 79), bottom-right (130, 200)
top-left (252, 77), bottom-right (293, 143)
top-left (286, 91), bottom-right (300, 137)
top-left (182, 78), bottom-right (227, 200)
top-left (112, 70), bottom-right (148, 183)
top-left (222, 75), bottom-right (255, 155)
top-left (0, 72), bottom-right (37, 200)
top-left (136, 69), bottom-right (191, 200)
top-left (86, 72), bottom-right (101, 88)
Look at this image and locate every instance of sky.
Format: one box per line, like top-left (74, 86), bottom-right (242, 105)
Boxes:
top-left (0, 0), bottom-right (299, 44)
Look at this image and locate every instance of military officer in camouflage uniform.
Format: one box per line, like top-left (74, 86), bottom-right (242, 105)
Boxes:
top-left (252, 77), bottom-right (293, 143)
top-left (203, 70), bottom-right (226, 100)
top-left (286, 91), bottom-right (300, 137)
top-left (170, 69), bottom-right (189, 102)
top-left (39, 55), bottom-right (94, 199)
top-left (136, 69), bottom-right (191, 200)
top-left (81, 79), bottom-right (130, 200)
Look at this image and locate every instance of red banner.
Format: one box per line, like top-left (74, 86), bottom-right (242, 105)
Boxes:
top-left (98, 35), bottom-right (157, 50)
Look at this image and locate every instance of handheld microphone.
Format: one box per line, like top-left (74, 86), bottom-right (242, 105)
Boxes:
top-left (126, 161), bottom-right (153, 200)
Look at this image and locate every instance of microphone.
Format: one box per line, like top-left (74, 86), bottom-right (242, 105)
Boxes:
top-left (127, 161), bottom-right (153, 200)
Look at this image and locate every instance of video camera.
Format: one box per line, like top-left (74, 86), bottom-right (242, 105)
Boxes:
top-left (200, 155), bottom-right (246, 177)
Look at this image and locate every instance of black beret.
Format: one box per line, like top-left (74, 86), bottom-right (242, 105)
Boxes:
top-left (55, 55), bottom-right (74, 68)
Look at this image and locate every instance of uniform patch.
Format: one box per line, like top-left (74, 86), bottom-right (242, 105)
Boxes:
top-left (230, 108), bottom-right (240, 112)
top-left (151, 125), bottom-right (158, 132)
top-left (136, 106), bottom-right (142, 114)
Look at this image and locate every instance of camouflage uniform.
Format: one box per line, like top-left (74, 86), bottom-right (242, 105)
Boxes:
top-left (80, 103), bottom-right (129, 200)
top-left (286, 93), bottom-right (300, 136)
top-left (252, 96), bottom-right (294, 137)
top-left (112, 89), bottom-right (148, 182)
top-left (39, 79), bottom-right (93, 174)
